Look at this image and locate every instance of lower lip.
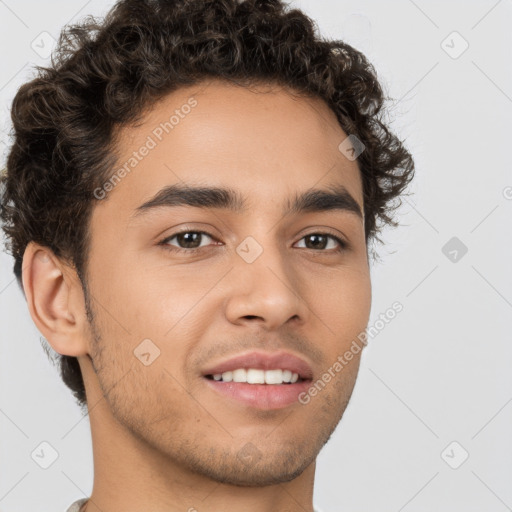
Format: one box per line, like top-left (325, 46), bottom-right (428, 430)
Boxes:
top-left (203, 378), bottom-right (311, 410)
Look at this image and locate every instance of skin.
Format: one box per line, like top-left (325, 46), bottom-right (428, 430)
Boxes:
top-left (22, 79), bottom-right (372, 512)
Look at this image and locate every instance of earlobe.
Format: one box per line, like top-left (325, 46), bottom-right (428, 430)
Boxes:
top-left (21, 242), bottom-right (89, 357)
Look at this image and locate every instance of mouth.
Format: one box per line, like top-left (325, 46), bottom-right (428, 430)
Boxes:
top-left (201, 351), bottom-right (313, 410)
top-left (204, 367), bottom-right (306, 383)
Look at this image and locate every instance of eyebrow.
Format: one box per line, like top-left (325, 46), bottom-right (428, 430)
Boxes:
top-left (131, 183), bottom-right (363, 220)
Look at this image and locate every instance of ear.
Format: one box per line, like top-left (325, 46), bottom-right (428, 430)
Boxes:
top-left (21, 241), bottom-right (90, 357)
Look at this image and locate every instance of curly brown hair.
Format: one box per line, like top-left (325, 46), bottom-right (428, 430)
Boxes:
top-left (0, 0), bottom-right (414, 409)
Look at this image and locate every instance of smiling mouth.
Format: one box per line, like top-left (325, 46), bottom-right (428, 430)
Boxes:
top-left (203, 369), bottom-right (312, 410)
top-left (204, 368), bottom-right (307, 385)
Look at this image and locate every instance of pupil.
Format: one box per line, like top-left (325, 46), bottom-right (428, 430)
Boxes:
top-left (306, 234), bottom-right (326, 249)
top-left (178, 232), bottom-right (201, 248)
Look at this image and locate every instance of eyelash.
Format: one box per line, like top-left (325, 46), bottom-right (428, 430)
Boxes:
top-left (158, 230), bottom-right (348, 254)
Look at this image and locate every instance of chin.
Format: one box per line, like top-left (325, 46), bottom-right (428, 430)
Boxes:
top-left (177, 435), bottom-right (323, 487)
top-left (194, 456), bottom-right (314, 487)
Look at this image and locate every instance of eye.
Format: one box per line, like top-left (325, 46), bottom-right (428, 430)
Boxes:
top-left (158, 230), bottom-right (348, 255)
top-left (295, 233), bottom-right (347, 252)
top-left (160, 230), bottom-right (218, 253)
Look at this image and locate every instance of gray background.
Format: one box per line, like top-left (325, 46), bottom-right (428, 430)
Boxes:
top-left (1, 1), bottom-right (511, 511)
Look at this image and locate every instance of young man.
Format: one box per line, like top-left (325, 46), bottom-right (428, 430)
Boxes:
top-left (0, 0), bottom-right (414, 511)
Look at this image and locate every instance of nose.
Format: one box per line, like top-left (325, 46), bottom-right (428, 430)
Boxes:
top-left (223, 242), bottom-right (308, 331)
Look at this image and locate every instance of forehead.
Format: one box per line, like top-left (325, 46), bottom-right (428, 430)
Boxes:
top-left (98, 79), bottom-right (363, 218)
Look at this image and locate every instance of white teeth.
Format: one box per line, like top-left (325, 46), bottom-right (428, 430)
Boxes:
top-left (232, 369), bottom-right (247, 382)
top-left (265, 369), bottom-right (282, 384)
top-left (247, 369), bottom-right (265, 384)
top-left (282, 370), bottom-right (292, 383)
top-left (213, 368), bottom-right (300, 384)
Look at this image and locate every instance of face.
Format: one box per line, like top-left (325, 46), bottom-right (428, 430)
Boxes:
top-left (82, 80), bottom-right (372, 486)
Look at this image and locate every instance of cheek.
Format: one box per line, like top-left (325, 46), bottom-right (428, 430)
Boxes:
top-left (120, 266), bottom-right (221, 336)
top-left (304, 265), bottom-right (372, 337)
top-left (88, 243), bottom-right (190, 333)
top-left (88, 258), bottom-right (216, 379)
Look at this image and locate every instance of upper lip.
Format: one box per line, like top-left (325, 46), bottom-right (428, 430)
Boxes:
top-left (201, 350), bottom-right (313, 380)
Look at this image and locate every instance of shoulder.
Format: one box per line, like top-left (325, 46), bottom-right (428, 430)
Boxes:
top-left (65, 498), bottom-right (88, 512)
